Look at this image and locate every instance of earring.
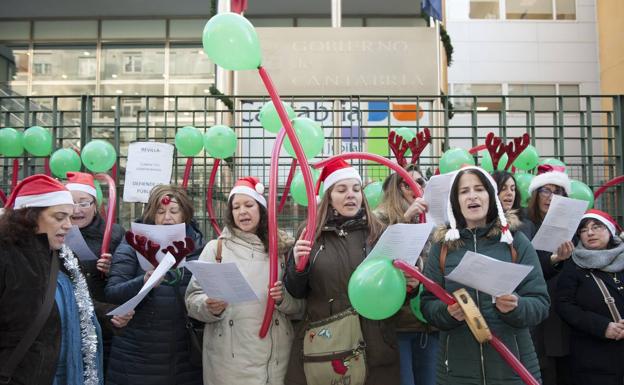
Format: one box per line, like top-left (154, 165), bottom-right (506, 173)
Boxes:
top-left (332, 208), bottom-right (339, 216)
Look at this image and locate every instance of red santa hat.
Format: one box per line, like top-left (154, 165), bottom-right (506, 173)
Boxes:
top-left (316, 158), bottom-right (362, 195)
top-left (444, 165), bottom-right (514, 245)
top-left (581, 209), bottom-right (622, 237)
top-left (528, 164), bottom-right (571, 196)
top-left (65, 171), bottom-right (97, 199)
top-left (5, 174), bottom-right (74, 209)
top-left (229, 176), bottom-right (267, 208)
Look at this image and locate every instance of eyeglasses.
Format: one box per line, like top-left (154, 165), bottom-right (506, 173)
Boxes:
top-left (75, 200), bottom-right (95, 209)
top-left (537, 186), bottom-right (565, 198)
top-left (401, 177), bottom-right (427, 189)
top-left (579, 224), bottom-right (607, 235)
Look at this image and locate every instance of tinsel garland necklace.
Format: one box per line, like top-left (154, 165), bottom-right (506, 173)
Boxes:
top-left (59, 245), bottom-right (100, 385)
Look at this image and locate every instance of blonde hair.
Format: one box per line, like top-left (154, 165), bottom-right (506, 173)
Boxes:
top-left (142, 185), bottom-right (194, 224)
top-left (376, 164), bottom-right (421, 225)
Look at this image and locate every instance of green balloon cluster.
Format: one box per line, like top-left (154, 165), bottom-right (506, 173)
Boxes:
top-left (202, 13), bottom-right (262, 71)
top-left (23, 126), bottom-right (52, 156)
top-left (348, 258), bottom-right (406, 320)
top-left (364, 182), bottom-right (383, 209)
top-left (81, 140), bottom-right (117, 173)
top-left (439, 148), bottom-right (475, 174)
top-left (204, 125), bottom-right (237, 159)
top-left (284, 118), bottom-right (324, 159)
top-left (259, 101), bottom-right (296, 133)
top-left (514, 173), bottom-right (534, 207)
top-left (49, 148), bottom-right (82, 178)
top-left (0, 127), bottom-right (24, 157)
top-left (480, 151), bottom-right (508, 172)
top-left (175, 126), bottom-right (204, 157)
top-left (290, 168), bottom-right (321, 206)
top-left (513, 145), bottom-right (539, 171)
top-left (570, 179), bottom-right (594, 209)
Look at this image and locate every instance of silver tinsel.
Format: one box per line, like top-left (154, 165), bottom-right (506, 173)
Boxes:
top-left (59, 245), bottom-right (100, 385)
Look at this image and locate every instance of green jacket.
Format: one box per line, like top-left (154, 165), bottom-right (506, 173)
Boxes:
top-left (421, 214), bottom-right (549, 385)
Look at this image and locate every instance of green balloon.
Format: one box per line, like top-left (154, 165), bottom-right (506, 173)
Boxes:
top-left (364, 182), bottom-right (383, 209)
top-left (513, 145), bottom-right (539, 171)
top-left (259, 101), bottom-right (296, 133)
top-left (348, 258), bottom-right (406, 320)
top-left (175, 126), bottom-right (204, 156)
top-left (409, 285), bottom-right (427, 324)
top-left (290, 168), bottom-right (321, 206)
top-left (539, 158), bottom-right (567, 172)
top-left (81, 140), bottom-right (117, 173)
top-left (480, 151), bottom-right (508, 172)
top-left (284, 118), bottom-right (325, 159)
top-left (204, 125), bottom-right (237, 159)
top-left (202, 13), bottom-right (262, 71)
top-left (23, 126), bottom-right (52, 156)
top-left (439, 148), bottom-right (475, 174)
top-left (50, 148), bottom-right (81, 178)
top-left (514, 173), bottom-right (534, 207)
top-left (570, 179), bottom-right (594, 209)
top-left (94, 179), bottom-right (103, 206)
top-left (0, 127), bottom-right (24, 157)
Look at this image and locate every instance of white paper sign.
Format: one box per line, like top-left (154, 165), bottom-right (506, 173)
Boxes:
top-left (423, 172), bottom-right (455, 226)
top-left (65, 225), bottom-right (98, 261)
top-left (130, 222), bottom-right (186, 271)
top-left (531, 195), bottom-right (588, 252)
top-left (186, 261), bottom-right (259, 304)
top-left (123, 141), bottom-right (174, 203)
top-left (367, 223), bottom-right (434, 265)
top-left (445, 251), bottom-right (534, 298)
top-left (107, 253), bottom-right (176, 316)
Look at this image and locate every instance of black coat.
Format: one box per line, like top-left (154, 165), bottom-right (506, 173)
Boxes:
top-left (0, 234), bottom-right (60, 385)
top-left (555, 260), bottom-right (624, 385)
top-left (104, 221), bottom-right (204, 385)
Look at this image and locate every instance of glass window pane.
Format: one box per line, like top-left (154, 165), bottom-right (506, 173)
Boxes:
top-left (453, 83), bottom-right (503, 111)
top-left (247, 18), bottom-right (294, 27)
top-left (32, 46), bottom-right (97, 81)
top-left (559, 84), bottom-right (580, 111)
top-left (169, 84), bottom-right (217, 111)
top-left (506, 0), bottom-right (553, 20)
top-left (169, 19), bottom-right (206, 39)
top-left (34, 21), bottom-right (97, 40)
top-left (5, 46), bottom-right (28, 82)
top-left (556, 0), bottom-right (576, 20)
top-left (102, 45), bottom-right (165, 80)
top-left (101, 20), bottom-right (166, 39)
top-left (365, 18), bottom-right (426, 27)
top-left (297, 18), bottom-right (332, 27)
top-left (508, 84), bottom-right (556, 111)
top-left (100, 85), bottom-right (165, 119)
top-left (0, 22), bottom-right (30, 41)
top-left (470, 0), bottom-right (500, 19)
top-left (169, 45), bottom-right (214, 79)
top-left (31, 84), bottom-right (95, 110)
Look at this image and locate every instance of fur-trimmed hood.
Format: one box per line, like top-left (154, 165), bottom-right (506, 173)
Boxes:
top-left (432, 210), bottom-right (522, 250)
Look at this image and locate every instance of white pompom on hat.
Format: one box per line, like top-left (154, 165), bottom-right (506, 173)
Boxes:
top-left (229, 176), bottom-right (267, 208)
top-left (444, 165), bottom-right (514, 244)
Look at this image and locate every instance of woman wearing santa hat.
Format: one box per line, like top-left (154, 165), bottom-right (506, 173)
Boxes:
top-left (521, 164), bottom-right (575, 385)
top-left (64, 171), bottom-right (129, 373)
top-left (420, 166), bottom-right (548, 385)
top-left (185, 176), bottom-right (303, 385)
top-left (555, 209), bottom-right (624, 385)
top-left (0, 174), bottom-right (103, 385)
top-left (105, 184), bottom-right (204, 385)
top-left (284, 158), bottom-right (419, 385)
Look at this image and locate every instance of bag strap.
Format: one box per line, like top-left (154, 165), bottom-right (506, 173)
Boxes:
top-left (589, 272), bottom-right (623, 322)
top-left (0, 253), bottom-right (59, 384)
top-left (215, 239), bottom-right (223, 263)
top-left (439, 243), bottom-right (517, 275)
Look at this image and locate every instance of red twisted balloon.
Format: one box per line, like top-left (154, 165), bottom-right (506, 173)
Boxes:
top-left (182, 158), bottom-right (194, 189)
top-left (393, 260), bottom-right (539, 385)
top-left (11, 159), bottom-right (19, 190)
top-left (94, 173), bottom-right (117, 257)
top-left (593, 175), bottom-right (624, 200)
top-left (278, 159), bottom-right (297, 214)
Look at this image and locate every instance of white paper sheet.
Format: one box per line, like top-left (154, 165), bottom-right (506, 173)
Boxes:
top-left (445, 251), bottom-right (534, 298)
top-left (130, 222), bottom-right (186, 271)
top-left (366, 223), bottom-right (434, 265)
top-left (423, 172), bottom-right (455, 226)
top-left (123, 141), bottom-right (174, 203)
top-left (65, 225), bottom-right (98, 261)
top-left (531, 195), bottom-right (588, 252)
top-left (107, 253), bottom-right (176, 316)
top-left (185, 261), bottom-right (259, 304)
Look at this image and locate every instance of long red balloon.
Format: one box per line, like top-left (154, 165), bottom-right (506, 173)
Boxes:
top-left (11, 159), bottom-right (19, 190)
top-left (257, 66), bottom-right (318, 338)
top-left (206, 159), bottom-right (222, 236)
top-left (278, 159), bottom-right (297, 214)
top-left (593, 175), bottom-right (624, 200)
top-left (393, 260), bottom-right (539, 385)
top-left (181, 158), bottom-right (194, 189)
top-left (94, 173), bottom-right (117, 256)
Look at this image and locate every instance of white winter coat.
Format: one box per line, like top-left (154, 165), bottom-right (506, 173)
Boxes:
top-left (185, 226), bottom-right (304, 385)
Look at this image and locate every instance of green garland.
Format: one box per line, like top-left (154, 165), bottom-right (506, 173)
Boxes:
top-left (440, 25), bottom-right (454, 66)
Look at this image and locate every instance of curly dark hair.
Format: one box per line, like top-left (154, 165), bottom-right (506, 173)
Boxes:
top-left (0, 207), bottom-right (46, 244)
top-left (224, 197), bottom-right (269, 251)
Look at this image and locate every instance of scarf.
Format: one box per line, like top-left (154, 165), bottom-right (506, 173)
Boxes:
top-left (572, 238), bottom-right (624, 273)
top-left (54, 246), bottom-right (103, 385)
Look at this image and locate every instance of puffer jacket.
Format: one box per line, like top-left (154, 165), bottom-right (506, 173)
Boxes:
top-left (421, 213), bottom-right (549, 385)
top-left (185, 226), bottom-right (303, 385)
top-left (284, 211), bottom-right (400, 385)
top-left (104, 220), bottom-right (204, 385)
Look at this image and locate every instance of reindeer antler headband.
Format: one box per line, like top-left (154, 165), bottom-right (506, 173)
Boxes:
top-left (388, 127), bottom-right (431, 168)
top-left (485, 132), bottom-right (530, 171)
